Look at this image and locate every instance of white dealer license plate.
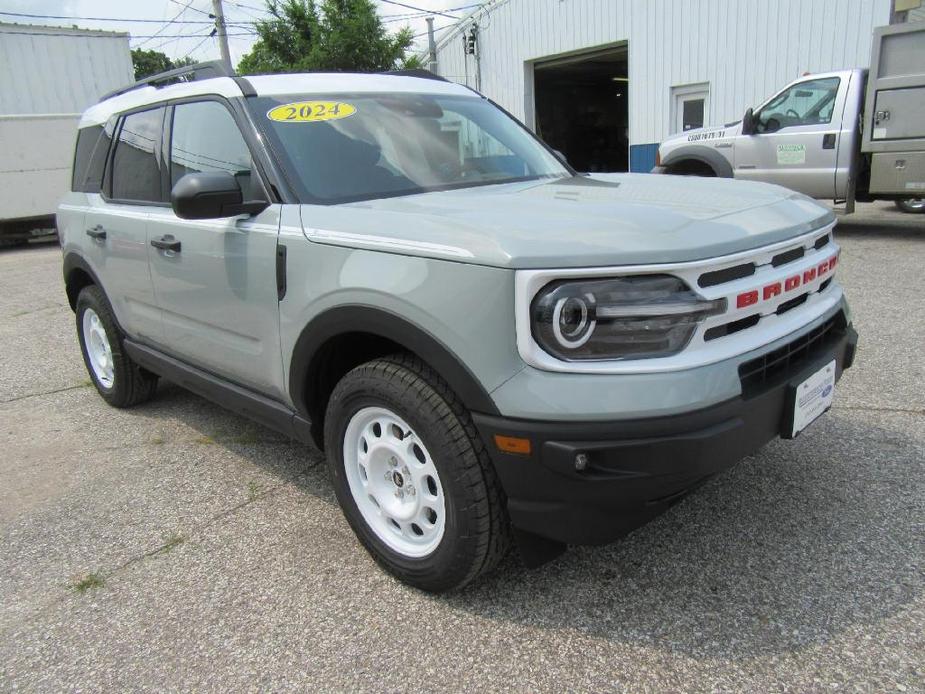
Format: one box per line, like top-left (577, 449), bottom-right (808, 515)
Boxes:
top-left (790, 360), bottom-right (836, 437)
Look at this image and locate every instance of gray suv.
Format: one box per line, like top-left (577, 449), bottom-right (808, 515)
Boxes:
top-left (59, 63), bottom-right (857, 592)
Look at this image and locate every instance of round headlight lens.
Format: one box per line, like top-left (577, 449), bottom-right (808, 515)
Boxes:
top-left (552, 294), bottom-right (596, 347)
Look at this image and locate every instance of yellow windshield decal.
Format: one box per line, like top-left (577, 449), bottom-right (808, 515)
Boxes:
top-left (266, 101), bottom-right (357, 123)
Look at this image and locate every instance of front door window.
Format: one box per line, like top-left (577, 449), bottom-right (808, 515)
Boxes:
top-left (756, 77), bottom-right (841, 133)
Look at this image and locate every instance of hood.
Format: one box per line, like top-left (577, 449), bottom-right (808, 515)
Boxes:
top-left (300, 173), bottom-right (833, 269)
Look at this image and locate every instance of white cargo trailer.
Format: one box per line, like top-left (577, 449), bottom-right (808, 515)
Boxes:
top-left (0, 23), bottom-right (133, 243)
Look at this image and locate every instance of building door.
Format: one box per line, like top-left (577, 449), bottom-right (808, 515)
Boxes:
top-left (533, 45), bottom-right (629, 173)
top-left (671, 83), bottom-right (709, 134)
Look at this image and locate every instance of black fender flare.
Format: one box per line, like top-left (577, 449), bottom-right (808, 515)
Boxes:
top-left (288, 304), bottom-right (501, 421)
top-left (661, 145), bottom-right (734, 178)
top-left (62, 251), bottom-right (104, 311)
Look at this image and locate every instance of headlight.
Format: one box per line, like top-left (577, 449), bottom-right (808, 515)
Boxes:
top-left (531, 275), bottom-right (726, 361)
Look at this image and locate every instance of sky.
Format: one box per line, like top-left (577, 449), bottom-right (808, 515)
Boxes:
top-left (0, 0), bottom-right (470, 66)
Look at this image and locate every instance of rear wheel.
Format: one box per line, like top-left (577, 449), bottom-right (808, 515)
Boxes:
top-left (895, 197), bottom-right (925, 214)
top-left (324, 354), bottom-right (510, 592)
top-left (76, 285), bottom-right (158, 408)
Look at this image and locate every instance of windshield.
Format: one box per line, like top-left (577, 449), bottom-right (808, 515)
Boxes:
top-left (250, 93), bottom-right (569, 204)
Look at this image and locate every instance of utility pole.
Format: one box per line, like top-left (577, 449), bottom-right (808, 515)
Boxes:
top-left (425, 17), bottom-right (438, 74)
top-left (211, 0), bottom-right (233, 73)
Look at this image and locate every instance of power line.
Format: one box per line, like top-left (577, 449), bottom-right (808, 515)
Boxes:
top-left (169, 0), bottom-right (213, 18)
top-left (135, 1), bottom-right (196, 49)
top-left (182, 33), bottom-right (213, 60)
top-left (378, 0), bottom-right (460, 20)
top-left (411, 23), bottom-right (454, 38)
top-left (0, 9), bottom-right (254, 24)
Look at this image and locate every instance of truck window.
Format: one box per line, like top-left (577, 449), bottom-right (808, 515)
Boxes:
top-left (71, 116), bottom-right (116, 193)
top-left (757, 77), bottom-right (840, 133)
top-left (169, 100), bottom-right (256, 198)
top-left (110, 108), bottom-right (164, 203)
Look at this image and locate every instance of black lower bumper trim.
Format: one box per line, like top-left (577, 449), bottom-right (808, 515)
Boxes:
top-left (474, 322), bottom-right (858, 546)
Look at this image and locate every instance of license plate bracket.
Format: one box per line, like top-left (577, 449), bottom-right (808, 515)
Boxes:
top-left (782, 358), bottom-right (837, 439)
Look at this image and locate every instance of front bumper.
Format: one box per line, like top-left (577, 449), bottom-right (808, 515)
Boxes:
top-left (474, 317), bottom-right (858, 546)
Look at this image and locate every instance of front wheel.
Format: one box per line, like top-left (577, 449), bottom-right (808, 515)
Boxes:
top-left (324, 354), bottom-right (510, 592)
top-left (895, 197), bottom-right (925, 214)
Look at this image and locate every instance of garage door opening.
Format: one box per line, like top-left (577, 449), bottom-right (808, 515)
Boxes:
top-left (533, 45), bottom-right (629, 173)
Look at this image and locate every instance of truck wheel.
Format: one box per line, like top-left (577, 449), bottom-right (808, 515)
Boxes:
top-left (324, 354), bottom-right (510, 592)
top-left (895, 197), bottom-right (925, 214)
top-left (75, 285), bottom-right (158, 408)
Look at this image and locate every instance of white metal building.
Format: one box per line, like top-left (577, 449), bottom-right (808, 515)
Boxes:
top-left (432, 0), bottom-right (894, 172)
top-left (0, 24), bottom-right (133, 224)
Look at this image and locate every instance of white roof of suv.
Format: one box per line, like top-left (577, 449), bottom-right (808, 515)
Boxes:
top-left (80, 72), bottom-right (475, 127)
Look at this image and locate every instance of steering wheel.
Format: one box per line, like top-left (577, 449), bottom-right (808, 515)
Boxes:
top-left (786, 108), bottom-right (800, 119)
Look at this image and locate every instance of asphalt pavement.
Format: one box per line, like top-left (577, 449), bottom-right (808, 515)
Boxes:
top-left (1, 202), bottom-right (922, 692)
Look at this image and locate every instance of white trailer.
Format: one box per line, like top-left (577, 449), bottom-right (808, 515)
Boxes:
top-left (0, 23), bottom-right (133, 243)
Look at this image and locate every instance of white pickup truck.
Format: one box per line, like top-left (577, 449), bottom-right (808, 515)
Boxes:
top-left (654, 21), bottom-right (925, 214)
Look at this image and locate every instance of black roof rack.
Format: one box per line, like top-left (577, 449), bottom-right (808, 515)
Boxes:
top-left (381, 69), bottom-right (448, 82)
top-left (99, 60), bottom-right (234, 102)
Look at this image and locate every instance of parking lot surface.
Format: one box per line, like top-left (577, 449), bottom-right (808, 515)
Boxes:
top-left (1, 203), bottom-right (923, 692)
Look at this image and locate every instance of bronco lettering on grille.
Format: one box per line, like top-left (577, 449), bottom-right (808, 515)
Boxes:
top-left (736, 254), bottom-right (837, 309)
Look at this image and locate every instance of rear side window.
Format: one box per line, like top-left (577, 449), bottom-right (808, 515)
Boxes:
top-left (71, 117), bottom-right (116, 193)
top-left (110, 108), bottom-right (164, 202)
top-left (169, 100), bottom-right (257, 198)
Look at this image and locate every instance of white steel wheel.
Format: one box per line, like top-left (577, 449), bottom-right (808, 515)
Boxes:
top-left (82, 307), bottom-right (115, 389)
top-left (342, 406), bottom-right (446, 558)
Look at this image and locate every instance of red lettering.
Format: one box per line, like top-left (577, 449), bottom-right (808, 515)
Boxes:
top-left (818, 261), bottom-right (829, 277)
top-left (737, 290), bottom-right (759, 309)
top-left (763, 282), bottom-right (782, 301)
top-left (785, 275), bottom-right (801, 292)
top-left (828, 255), bottom-right (838, 270)
top-left (803, 267), bottom-right (817, 284)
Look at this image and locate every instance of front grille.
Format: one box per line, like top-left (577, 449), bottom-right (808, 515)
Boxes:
top-left (771, 246), bottom-right (805, 267)
top-left (698, 262), bottom-right (755, 288)
top-left (738, 312), bottom-right (845, 392)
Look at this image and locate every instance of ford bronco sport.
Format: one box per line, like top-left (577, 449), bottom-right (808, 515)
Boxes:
top-left (59, 63), bottom-right (857, 592)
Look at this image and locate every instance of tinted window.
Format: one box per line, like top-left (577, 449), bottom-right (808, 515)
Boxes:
top-left (111, 108), bottom-right (163, 202)
top-left (71, 117), bottom-right (116, 193)
top-left (170, 101), bottom-right (256, 197)
top-left (251, 93), bottom-right (566, 204)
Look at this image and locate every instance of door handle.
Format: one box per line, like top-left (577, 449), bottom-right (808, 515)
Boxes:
top-left (86, 224), bottom-right (107, 240)
top-left (822, 133), bottom-right (836, 150)
top-left (150, 235), bottom-right (181, 252)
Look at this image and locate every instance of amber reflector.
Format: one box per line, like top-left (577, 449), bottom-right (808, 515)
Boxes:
top-left (493, 435), bottom-right (532, 455)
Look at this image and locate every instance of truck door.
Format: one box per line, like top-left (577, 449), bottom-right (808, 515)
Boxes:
top-left (147, 99), bottom-right (285, 400)
top-left (734, 76), bottom-right (844, 199)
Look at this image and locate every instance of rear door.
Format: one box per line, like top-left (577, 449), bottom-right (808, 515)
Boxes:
top-left (86, 106), bottom-right (166, 345)
top-left (734, 76), bottom-right (845, 198)
top-left (147, 98), bottom-right (285, 399)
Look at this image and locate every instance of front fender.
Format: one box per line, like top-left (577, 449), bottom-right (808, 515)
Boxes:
top-left (659, 145), bottom-right (734, 178)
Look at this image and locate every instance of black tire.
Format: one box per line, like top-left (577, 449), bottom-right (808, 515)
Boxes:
top-left (75, 285), bottom-right (158, 408)
top-left (324, 354), bottom-right (510, 592)
top-left (895, 198), bottom-right (925, 214)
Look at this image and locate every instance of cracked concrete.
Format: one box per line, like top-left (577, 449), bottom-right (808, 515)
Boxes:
top-left (1, 205), bottom-right (923, 692)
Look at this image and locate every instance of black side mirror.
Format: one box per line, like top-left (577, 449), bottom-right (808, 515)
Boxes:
top-left (171, 171), bottom-right (268, 220)
top-left (742, 107), bottom-right (756, 135)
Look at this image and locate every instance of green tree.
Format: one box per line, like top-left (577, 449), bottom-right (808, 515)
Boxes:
top-left (131, 49), bottom-right (195, 80)
top-left (237, 0), bottom-right (422, 75)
